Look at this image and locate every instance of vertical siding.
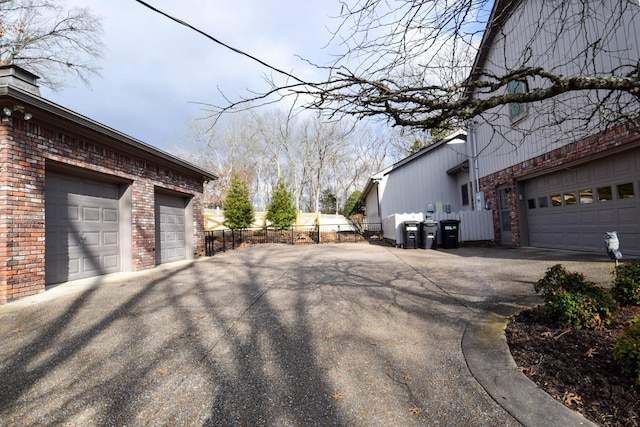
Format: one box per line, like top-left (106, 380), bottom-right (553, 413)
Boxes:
top-left (378, 143), bottom-right (470, 217)
top-left (382, 211), bottom-right (495, 244)
top-left (474, 0), bottom-right (640, 177)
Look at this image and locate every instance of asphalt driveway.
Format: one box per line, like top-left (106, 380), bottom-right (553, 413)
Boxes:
top-left (0, 244), bottom-right (615, 426)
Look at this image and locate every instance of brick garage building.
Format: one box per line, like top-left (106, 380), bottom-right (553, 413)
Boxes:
top-left (0, 65), bottom-right (217, 304)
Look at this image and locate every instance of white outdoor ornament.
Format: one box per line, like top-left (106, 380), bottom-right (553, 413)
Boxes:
top-left (604, 231), bottom-right (622, 266)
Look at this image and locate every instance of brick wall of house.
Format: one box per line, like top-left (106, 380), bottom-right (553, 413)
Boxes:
top-left (0, 117), bottom-right (207, 304)
top-left (479, 123), bottom-right (640, 246)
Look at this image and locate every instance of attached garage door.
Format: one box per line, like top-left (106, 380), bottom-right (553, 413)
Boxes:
top-left (45, 171), bottom-right (121, 284)
top-left (523, 149), bottom-right (640, 255)
top-left (155, 194), bottom-right (187, 264)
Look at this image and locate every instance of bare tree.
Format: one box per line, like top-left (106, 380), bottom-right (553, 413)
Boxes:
top-left (178, 114), bottom-right (261, 209)
top-left (213, 0), bottom-right (639, 140)
top-left (0, 0), bottom-right (103, 89)
top-left (176, 108), bottom-right (382, 215)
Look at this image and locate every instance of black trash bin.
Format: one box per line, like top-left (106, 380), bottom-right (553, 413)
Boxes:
top-left (403, 221), bottom-right (420, 249)
top-left (440, 219), bottom-right (460, 249)
top-left (420, 220), bottom-right (438, 249)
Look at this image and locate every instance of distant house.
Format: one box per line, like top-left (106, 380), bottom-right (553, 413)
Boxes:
top-left (0, 65), bottom-right (217, 304)
top-left (363, 0), bottom-right (640, 255)
top-left (361, 130), bottom-right (495, 245)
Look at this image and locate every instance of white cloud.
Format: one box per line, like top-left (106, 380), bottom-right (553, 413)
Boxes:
top-left (41, 0), bottom-right (339, 150)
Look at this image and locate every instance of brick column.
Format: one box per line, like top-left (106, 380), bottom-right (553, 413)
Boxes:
top-left (0, 120), bottom-right (46, 303)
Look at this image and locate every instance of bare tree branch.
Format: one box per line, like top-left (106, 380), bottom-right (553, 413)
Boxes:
top-left (0, 0), bottom-right (103, 89)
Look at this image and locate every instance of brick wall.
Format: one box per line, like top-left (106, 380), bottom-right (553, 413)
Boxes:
top-left (479, 123), bottom-right (640, 246)
top-left (0, 117), bottom-right (206, 304)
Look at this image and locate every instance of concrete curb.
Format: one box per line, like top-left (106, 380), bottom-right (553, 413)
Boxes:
top-left (462, 297), bottom-right (599, 427)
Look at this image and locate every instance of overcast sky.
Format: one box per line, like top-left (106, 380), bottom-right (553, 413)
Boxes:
top-left (41, 0), bottom-right (342, 151)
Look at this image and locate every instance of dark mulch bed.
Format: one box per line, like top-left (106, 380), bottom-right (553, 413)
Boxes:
top-left (506, 305), bottom-right (640, 427)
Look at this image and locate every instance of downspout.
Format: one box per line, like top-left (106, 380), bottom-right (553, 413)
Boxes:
top-left (468, 120), bottom-right (481, 210)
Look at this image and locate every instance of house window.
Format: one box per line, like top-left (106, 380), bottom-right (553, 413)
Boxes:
top-left (461, 183), bottom-right (470, 206)
top-left (508, 80), bottom-right (527, 121)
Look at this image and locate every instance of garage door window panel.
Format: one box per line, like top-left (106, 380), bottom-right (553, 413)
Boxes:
top-left (617, 183), bottom-right (635, 199)
top-left (579, 189), bottom-right (594, 204)
top-left (551, 194), bottom-right (562, 206)
top-left (564, 192), bottom-right (577, 205)
top-left (597, 186), bottom-right (613, 202)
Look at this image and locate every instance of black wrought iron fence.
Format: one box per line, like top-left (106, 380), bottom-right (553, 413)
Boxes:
top-left (204, 223), bottom-right (382, 256)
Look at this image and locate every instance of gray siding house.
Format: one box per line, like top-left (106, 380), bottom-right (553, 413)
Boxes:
top-left (362, 130), bottom-right (495, 245)
top-left (469, 0), bottom-right (640, 255)
top-left (363, 0), bottom-right (640, 256)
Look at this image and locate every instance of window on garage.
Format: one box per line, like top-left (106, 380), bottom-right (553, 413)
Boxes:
top-left (579, 189), bottom-right (594, 204)
top-left (597, 186), bottom-right (613, 202)
top-left (617, 183), bottom-right (635, 199)
top-left (564, 192), bottom-right (577, 205)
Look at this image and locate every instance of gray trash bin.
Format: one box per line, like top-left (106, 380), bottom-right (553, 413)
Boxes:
top-left (420, 220), bottom-right (438, 249)
top-left (403, 221), bottom-right (420, 249)
top-left (440, 219), bottom-right (460, 249)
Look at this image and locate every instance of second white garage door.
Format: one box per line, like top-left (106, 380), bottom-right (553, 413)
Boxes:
top-left (155, 194), bottom-right (188, 264)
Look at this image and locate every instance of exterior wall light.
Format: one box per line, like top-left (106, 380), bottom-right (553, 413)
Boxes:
top-left (2, 105), bottom-right (33, 120)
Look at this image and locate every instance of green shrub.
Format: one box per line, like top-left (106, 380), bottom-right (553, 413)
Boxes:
top-left (613, 316), bottom-right (640, 384)
top-left (611, 261), bottom-right (640, 306)
top-left (534, 264), bottom-right (617, 329)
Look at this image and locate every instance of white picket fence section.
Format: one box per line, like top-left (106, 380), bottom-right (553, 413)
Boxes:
top-left (383, 210), bottom-right (495, 246)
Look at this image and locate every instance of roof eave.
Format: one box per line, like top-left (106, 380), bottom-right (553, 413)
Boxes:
top-left (0, 84), bottom-right (218, 182)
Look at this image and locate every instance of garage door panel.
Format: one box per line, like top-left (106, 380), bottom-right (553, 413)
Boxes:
top-left (618, 206), bottom-right (638, 224)
top-left (593, 162), bottom-right (611, 180)
top-left (104, 208), bottom-right (118, 222)
top-left (104, 254), bottom-right (119, 269)
top-left (83, 207), bottom-right (100, 221)
top-left (68, 258), bottom-right (80, 275)
top-left (580, 210), bottom-right (597, 225)
top-left (104, 232), bottom-right (118, 245)
top-left (576, 167), bottom-right (591, 184)
top-left (84, 231), bottom-right (101, 246)
top-left (65, 205), bottom-right (80, 220)
top-left (614, 157), bottom-right (634, 176)
top-left (46, 172), bottom-right (121, 284)
top-left (597, 208), bottom-right (616, 224)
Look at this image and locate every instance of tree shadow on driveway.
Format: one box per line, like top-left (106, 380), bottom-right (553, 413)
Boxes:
top-left (0, 244), bottom-right (597, 426)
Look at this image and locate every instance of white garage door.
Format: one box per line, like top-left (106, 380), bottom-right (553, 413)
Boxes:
top-left (155, 194), bottom-right (187, 264)
top-left (523, 149), bottom-right (640, 255)
top-left (45, 172), bottom-right (121, 284)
